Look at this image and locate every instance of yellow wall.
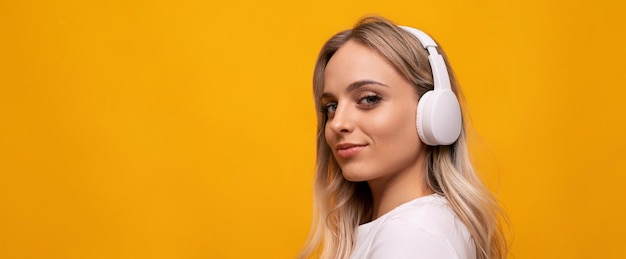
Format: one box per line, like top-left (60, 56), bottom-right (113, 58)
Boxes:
top-left (1, 0), bottom-right (625, 258)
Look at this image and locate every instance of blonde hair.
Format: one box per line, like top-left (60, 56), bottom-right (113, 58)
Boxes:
top-left (299, 16), bottom-right (508, 259)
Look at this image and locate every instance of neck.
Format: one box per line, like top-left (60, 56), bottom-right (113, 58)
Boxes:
top-left (367, 154), bottom-right (432, 220)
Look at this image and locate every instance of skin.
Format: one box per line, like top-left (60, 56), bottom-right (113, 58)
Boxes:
top-left (321, 39), bottom-right (433, 220)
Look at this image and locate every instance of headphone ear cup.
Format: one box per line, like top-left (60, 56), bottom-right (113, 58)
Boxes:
top-left (416, 90), bottom-right (462, 146)
top-left (416, 91), bottom-right (436, 146)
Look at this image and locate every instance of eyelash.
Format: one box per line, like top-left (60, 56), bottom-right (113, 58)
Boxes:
top-left (320, 103), bottom-right (337, 114)
top-left (358, 94), bottom-right (383, 106)
top-left (320, 94), bottom-right (383, 115)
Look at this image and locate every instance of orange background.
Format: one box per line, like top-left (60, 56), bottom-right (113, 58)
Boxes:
top-left (1, 0), bottom-right (625, 258)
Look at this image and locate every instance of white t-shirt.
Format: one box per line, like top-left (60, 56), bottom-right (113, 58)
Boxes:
top-left (350, 194), bottom-right (476, 259)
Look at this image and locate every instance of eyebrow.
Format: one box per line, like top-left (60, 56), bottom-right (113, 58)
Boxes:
top-left (320, 80), bottom-right (389, 100)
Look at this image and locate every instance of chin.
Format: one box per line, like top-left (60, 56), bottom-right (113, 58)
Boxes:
top-left (342, 174), bottom-right (364, 182)
top-left (334, 158), bottom-right (376, 182)
top-left (340, 168), bottom-right (374, 183)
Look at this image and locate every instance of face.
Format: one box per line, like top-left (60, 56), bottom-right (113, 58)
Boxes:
top-left (322, 40), bottom-right (426, 182)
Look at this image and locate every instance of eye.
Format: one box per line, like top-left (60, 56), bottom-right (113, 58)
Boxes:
top-left (358, 94), bottom-right (382, 106)
top-left (321, 102), bottom-right (338, 115)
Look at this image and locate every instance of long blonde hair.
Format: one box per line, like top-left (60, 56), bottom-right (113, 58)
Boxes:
top-left (299, 16), bottom-right (507, 259)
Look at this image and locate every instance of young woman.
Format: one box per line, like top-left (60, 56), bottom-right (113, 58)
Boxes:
top-left (299, 16), bottom-right (507, 259)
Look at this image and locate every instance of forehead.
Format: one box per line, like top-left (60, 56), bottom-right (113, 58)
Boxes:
top-left (324, 40), bottom-right (404, 92)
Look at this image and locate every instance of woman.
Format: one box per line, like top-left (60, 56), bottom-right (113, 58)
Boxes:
top-left (299, 16), bottom-right (507, 259)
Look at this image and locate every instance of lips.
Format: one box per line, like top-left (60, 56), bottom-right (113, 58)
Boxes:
top-left (335, 143), bottom-right (367, 158)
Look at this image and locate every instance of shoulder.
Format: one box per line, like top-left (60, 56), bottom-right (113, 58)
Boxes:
top-left (368, 195), bottom-right (474, 259)
top-left (389, 194), bottom-right (462, 234)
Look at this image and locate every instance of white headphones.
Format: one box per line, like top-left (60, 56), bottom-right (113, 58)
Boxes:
top-left (399, 26), bottom-right (462, 146)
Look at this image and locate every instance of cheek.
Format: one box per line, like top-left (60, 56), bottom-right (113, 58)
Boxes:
top-left (365, 106), bottom-right (424, 173)
top-left (366, 105), bottom-right (419, 143)
top-left (324, 123), bottom-right (333, 145)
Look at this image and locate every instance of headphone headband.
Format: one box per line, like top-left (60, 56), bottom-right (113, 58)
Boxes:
top-left (399, 26), bottom-right (452, 92)
top-left (399, 26), bottom-right (438, 48)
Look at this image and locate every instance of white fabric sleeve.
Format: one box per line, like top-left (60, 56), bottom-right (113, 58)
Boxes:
top-left (368, 217), bottom-right (461, 259)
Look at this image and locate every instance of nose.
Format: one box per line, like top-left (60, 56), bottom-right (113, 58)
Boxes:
top-left (327, 104), bottom-right (355, 134)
